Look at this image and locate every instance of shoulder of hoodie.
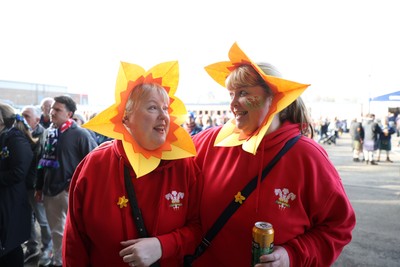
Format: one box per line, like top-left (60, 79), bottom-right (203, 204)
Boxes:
top-left (192, 125), bottom-right (222, 147)
top-left (295, 135), bottom-right (331, 162)
top-left (88, 139), bottom-right (114, 155)
top-left (77, 140), bottom-right (115, 169)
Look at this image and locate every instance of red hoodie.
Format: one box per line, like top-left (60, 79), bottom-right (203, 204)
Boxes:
top-left (192, 122), bottom-right (356, 267)
top-left (63, 140), bottom-right (203, 267)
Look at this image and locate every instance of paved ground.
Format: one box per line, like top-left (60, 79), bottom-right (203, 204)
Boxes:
top-left (24, 133), bottom-right (400, 267)
top-left (327, 133), bottom-right (400, 267)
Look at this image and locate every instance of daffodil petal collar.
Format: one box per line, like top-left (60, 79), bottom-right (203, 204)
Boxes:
top-left (83, 61), bottom-right (196, 178)
top-left (204, 42), bottom-right (310, 155)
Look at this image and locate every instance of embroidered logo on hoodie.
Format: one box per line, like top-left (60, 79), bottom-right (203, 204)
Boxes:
top-left (165, 190), bottom-right (184, 210)
top-left (274, 188), bottom-right (296, 210)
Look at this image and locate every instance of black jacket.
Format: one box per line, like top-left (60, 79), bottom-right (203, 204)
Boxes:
top-left (36, 121), bottom-right (98, 196)
top-left (0, 127), bottom-right (33, 256)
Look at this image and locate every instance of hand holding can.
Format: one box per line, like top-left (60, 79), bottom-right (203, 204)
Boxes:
top-left (252, 221), bottom-right (274, 266)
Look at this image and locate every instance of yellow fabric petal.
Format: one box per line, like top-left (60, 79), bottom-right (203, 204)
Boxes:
top-left (148, 61), bottom-right (179, 95)
top-left (83, 60), bottom-right (196, 178)
top-left (122, 140), bottom-right (161, 177)
top-left (116, 62), bottom-right (146, 102)
top-left (162, 126), bottom-right (197, 159)
top-left (203, 61), bottom-right (232, 88)
top-left (170, 97), bottom-right (188, 126)
top-left (82, 104), bottom-right (121, 140)
top-left (205, 42), bottom-right (310, 154)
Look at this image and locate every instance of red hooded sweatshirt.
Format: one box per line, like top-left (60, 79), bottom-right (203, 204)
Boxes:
top-left (63, 140), bottom-right (203, 267)
top-left (192, 122), bottom-right (356, 267)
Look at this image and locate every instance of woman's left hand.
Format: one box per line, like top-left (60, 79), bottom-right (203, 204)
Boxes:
top-left (119, 237), bottom-right (162, 267)
top-left (255, 246), bottom-right (290, 267)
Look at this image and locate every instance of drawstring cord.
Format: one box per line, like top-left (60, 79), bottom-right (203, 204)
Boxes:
top-left (255, 139), bottom-right (265, 213)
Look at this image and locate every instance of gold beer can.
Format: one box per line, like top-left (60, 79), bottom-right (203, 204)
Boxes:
top-left (252, 221), bottom-right (274, 266)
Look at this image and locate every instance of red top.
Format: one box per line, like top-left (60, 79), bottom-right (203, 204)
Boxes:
top-left (192, 122), bottom-right (356, 267)
top-left (63, 140), bottom-right (202, 267)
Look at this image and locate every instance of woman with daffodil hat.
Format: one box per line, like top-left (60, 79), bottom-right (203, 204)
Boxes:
top-left (189, 43), bottom-right (355, 267)
top-left (63, 61), bottom-right (202, 267)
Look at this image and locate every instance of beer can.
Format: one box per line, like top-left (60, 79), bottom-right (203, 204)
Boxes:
top-left (251, 221), bottom-right (274, 266)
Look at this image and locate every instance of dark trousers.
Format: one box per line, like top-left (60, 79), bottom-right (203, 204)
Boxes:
top-left (0, 245), bottom-right (24, 267)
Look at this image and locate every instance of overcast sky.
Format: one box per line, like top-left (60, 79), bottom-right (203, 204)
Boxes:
top-left (1, 0), bottom-right (399, 108)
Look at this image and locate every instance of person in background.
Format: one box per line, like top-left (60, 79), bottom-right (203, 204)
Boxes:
top-left (396, 115), bottom-right (400, 137)
top-left (39, 97), bottom-right (54, 129)
top-left (63, 61), bottom-right (202, 267)
top-left (387, 112), bottom-right (396, 129)
top-left (362, 113), bottom-right (382, 165)
top-left (376, 118), bottom-right (395, 162)
top-left (317, 117), bottom-right (329, 143)
top-left (35, 95), bottom-right (98, 267)
top-left (190, 43), bottom-right (356, 267)
top-left (183, 112), bottom-right (203, 136)
top-left (72, 112), bottom-right (97, 142)
top-left (201, 114), bottom-right (214, 131)
top-left (21, 105), bottom-right (53, 266)
top-left (86, 112), bottom-right (113, 145)
top-left (71, 112), bottom-right (86, 125)
top-left (349, 117), bottom-right (364, 162)
top-left (0, 102), bottom-right (36, 267)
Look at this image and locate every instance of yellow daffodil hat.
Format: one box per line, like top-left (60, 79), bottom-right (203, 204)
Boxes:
top-left (83, 61), bottom-right (196, 178)
top-left (204, 42), bottom-right (310, 154)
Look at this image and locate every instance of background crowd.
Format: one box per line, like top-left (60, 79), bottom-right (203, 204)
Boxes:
top-left (313, 112), bottom-right (398, 164)
top-left (1, 96), bottom-right (99, 267)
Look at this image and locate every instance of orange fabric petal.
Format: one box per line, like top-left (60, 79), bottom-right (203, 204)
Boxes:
top-left (205, 42), bottom-right (310, 154)
top-left (83, 61), bottom-right (196, 177)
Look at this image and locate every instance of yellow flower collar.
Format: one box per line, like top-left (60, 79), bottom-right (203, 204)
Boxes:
top-left (204, 42), bottom-right (310, 154)
top-left (83, 61), bottom-right (196, 177)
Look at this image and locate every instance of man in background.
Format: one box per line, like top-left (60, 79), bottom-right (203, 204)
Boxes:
top-left (39, 97), bottom-right (54, 129)
top-left (363, 113), bottom-right (382, 165)
top-left (35, 96), bottom-right (97, 266)
top-left (349, 117), bottom-right (364, 162)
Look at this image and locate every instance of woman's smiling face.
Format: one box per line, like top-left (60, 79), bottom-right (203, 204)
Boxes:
top-left (228, 85), bottom-right (271, 136)
top-left (124, 85), bottom-right (170, 150)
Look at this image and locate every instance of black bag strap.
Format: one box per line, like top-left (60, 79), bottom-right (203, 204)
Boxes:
top-left (124, 166), bottom-right (148, 237)
top-left (123, 166), bottom-right (160, 267)
top-left (185, 134), bottom-right (300, 265)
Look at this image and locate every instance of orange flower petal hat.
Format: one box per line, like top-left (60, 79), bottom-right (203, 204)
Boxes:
top-left (204, 42), bottom-right (310, 154)
top-left (83, 61), bottom-right (196, 177)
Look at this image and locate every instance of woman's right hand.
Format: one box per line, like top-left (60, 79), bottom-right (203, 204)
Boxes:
top-left (120, 237), bottom-right (162, 267)
top-left (256, 246), bottom-right (290, 267)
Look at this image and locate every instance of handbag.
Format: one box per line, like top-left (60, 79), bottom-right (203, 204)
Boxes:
top-left (183, 134), bottom-right (300, 267)
top-left (124, 166), bottom-right (161, 267)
